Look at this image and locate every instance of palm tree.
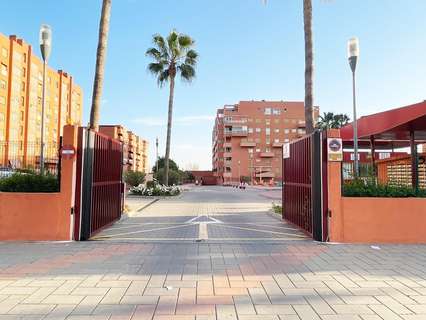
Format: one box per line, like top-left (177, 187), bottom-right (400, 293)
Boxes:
top-left (262, 0), bottom-right (316, 133)
top-left (317, 112), bottom-right (350, 129)
top-left (146, 30), bottom-right (198, 185)
top-left (89, 0), bottom-right (112, 131)
top-left (303, 0), bottom-right (315, 133)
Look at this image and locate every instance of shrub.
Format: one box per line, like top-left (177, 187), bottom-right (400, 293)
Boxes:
top-left (154, 168), bottom-right (183, 185)
top-left (0, 173), bottom-right (59, 192)
top-left (272, 203), bottom-right (283, 215)
top-left (130, 184), bottom-right (181, 196)
top-left (146, 180), bottom-right (156, 189)
top-left (123, 170), bottom-right (146, 187)
top-left (343, 179), bottom-right (426, 198)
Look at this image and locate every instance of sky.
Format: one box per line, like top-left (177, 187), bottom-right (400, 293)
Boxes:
top-left (1, 0), bottom-right (426, 169)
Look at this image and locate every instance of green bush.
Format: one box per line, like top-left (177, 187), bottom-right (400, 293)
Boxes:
top-left (0, 173), bottom-right (59, 192)
top-left (343, 179), bottom-right (426, 198)
top-left (123, 170), bottom-right (146, 187)
top-left (154, 168), bottom-right (183, 185)
top-left (146, 180), bottom-right (156, 189)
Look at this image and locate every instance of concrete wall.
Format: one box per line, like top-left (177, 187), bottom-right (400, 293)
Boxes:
top-left (0, 125), bottom-right (78, 241)
top-left (327, 129), bottom-right (426, 243)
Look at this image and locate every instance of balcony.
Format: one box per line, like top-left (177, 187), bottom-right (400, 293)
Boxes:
top-left (224, 160), bottom-right (232, 166)
top-left (231, 130), bottom-right (248, 137)
top-left (272, 142), bottom-right (283, 148)
top-left (223, 152), bottom-right (232, 158)
top-left (224, 142), bottom-right (232, 148)
top-left (260, 152), bottom-right (274, 158)
top-left (240, 141), bottom-right (256, 147)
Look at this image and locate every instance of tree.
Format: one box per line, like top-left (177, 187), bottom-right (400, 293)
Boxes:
top-left (303, 0), bottom-right (315, 133)
top-left (317, 112), bottom-right (350, 129)
top-left (262, 0), bottom-right (316, 133)
top-left (152, 156), bottom-right (179, 173)
top-left (146, 30), bottom-right (198, 185)
top-left (89, 0), bottom-right (112, 131)
top-left (123, 170), bottom-right (146, 187)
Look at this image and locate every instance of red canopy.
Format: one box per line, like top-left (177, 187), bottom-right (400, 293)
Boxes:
top-left (341, 101), bottom-right (426, 148)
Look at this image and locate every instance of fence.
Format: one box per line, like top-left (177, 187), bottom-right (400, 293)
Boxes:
top-left (0, 141), bottom-right (61, 178)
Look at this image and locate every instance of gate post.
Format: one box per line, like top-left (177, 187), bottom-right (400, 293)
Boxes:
top-left (311, 130), bottom-right (324, 241)
top-left (80, 130), bottom-right (95, 241)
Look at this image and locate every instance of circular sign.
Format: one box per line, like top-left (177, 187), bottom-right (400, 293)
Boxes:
top-left (328, 139), bottom-right (342, 152)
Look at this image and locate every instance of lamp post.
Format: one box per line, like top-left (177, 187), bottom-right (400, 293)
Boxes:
top-left (155, 137), bottom-right (159, 173)
top-left (348, 37), bottom-right (359, 177)
top-left (39, 24), bottom-right (52, 174)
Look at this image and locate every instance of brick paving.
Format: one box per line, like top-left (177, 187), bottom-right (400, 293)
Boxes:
top-left (0, 186), bottom-right (426, 319)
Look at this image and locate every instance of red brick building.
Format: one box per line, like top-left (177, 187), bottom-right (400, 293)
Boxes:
top-left (212, 101), bottom-right (317, 185)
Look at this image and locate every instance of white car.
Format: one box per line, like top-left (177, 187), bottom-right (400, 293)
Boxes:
top-left (0, 167), bottom-right (14, 179)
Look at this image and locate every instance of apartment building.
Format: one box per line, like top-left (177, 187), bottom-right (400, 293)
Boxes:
top-left (99, 125), bottom-right (149, 174)
top-left (0, 33), bottom-right (82, 167)
top-left (212, 100), bottom-right (318, 185)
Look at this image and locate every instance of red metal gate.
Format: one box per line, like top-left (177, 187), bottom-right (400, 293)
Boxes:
top-left (282, 130), bottom-right (328, 241)
top-left (74, 128), bottom-right (123, 240)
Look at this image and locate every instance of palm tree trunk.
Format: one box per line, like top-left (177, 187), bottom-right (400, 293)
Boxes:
top-left (89, 0), bottom-right (112, 131)
top-left (164, 75), bottom-right (175, 186)
top-left (303, 0), bottom-right (315, 133)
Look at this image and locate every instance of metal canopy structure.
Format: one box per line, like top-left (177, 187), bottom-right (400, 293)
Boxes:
top-left (340, 100), bottom-right (426, 149)
top-left (340, 100), bottom-right (426, 190)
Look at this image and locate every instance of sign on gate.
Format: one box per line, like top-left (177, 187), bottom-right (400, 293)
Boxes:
top-left (327, 138), bottom-right (343, 162)
top-left (283, 143), bottom-right (290, 159)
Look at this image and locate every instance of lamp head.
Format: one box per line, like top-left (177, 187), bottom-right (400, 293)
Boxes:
top-left (39, 24), bottom-right (52, 61)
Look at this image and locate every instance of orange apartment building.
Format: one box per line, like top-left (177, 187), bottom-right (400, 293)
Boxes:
top-left (99, 125), bottom-right (149, 174)
top-left (212, 100), bottom-right (318, 185)
top-left (0, 33), bottom-right (82, 167)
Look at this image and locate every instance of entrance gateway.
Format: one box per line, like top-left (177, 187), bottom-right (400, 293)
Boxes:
top-left (73, 127), bottom-right (124, 241)
top-left (282, 130), bottom-right (329, 241)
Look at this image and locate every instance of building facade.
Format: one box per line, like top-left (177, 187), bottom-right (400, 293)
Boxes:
top-left (0, 33), bottom-right (82, 167)
top-left (99, 125), bottom-right (149, 174)
top-left (212, 101), bottom-right (317, 185)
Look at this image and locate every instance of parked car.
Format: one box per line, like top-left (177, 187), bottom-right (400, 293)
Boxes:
top-left (0, 167), bottom-right (14, 179)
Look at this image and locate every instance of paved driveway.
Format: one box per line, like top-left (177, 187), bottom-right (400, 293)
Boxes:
top-left (1, 186), bottom-right (426, 320)
top-left (94, 186), bottom-right (305, 242)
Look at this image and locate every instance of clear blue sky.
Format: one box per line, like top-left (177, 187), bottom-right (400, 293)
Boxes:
top-left (1, 0), bottom-right (426, 169)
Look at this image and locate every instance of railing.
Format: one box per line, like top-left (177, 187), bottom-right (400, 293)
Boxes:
top-left (0, 141), bottom-right (61, 178)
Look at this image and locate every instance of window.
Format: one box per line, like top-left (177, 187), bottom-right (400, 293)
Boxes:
top-left (255, 118), bottom-right (261, 123)
top-left (266, 147), bottom-right (271, 152)
top-left (272, 108), bottom-right (281, 115)
top-left (265, 119), bottom-right (270, 125)
top-left (284, 129), bottom-right (290, 134)
top-left (0, 80), bottom-right (6, 89)
top-left (255, 128), bottom-right (261, 133)
top-left (284, 138), bottom-right (289, 142)
top-left (291, 129), bottom-right (297, 133)
top-left (0, 63), bottom-right (7, 76)
top-left (265, 128), bottom-right (270, 135)
top-left (248, 127), bottom-right (253, 133)
top-left (264, 107), bottom-right (271, 115)
top-left (274, 119), bottom-right (280, 124)
top-left (266, 139), bottom-right (270, 145)
top-left (274, 139), bottom-right (280, 143)
top-left (274, 128), bottom-right (280, 133)
top-left (256, 148), bottom-right (261, 152)
top-left (248, 148), bottom-right (253, 153)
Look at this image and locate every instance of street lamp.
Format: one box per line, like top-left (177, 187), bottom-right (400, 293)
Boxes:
top-left (155, 137), bottom-right (159, 173)
top-left (39, 24), bottom-right (52, 174)
top-left (237, 160), bottom-right (241, 184)
top-left (348, 37), bottom-right (359, 177)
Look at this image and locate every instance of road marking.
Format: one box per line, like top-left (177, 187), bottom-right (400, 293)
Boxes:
top-left (92, 223), bottom-right (192, 239)
top-left (212, 224), bottom-right (308, 238)
top-left (198, 222), bottom-right (208, 240)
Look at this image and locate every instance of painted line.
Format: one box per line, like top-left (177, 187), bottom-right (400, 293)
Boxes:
top-left (198, 222), bottom-right (208, 240)
top-left (208, 216), bottom-right (223, 224)
top-left (185, 216), bottom-right (201, 224)
top-left (211, 224), bottom-right (308, 238)
top-left (92, 223), bottom-right (193, 239)
top-left (91, 237), bottom-right (307, 241)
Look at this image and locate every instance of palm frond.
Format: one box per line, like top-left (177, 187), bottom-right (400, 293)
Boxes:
top-left (167, 30), bottom-right (180, 58)
top-left (178, 64), bottom-right (196, 82)
top-left (184, 49), bottom-right (198, 66)
top-left (178, 34), bottom-right (194, 48)
top-left (152, 34), bottom-right (169, 59)
top-left (148, 62), bottom-right (164, 75)
top-left (157, 69), bottom-right (170, 87)
top-left (146, 48), bottom-right (162, 61)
